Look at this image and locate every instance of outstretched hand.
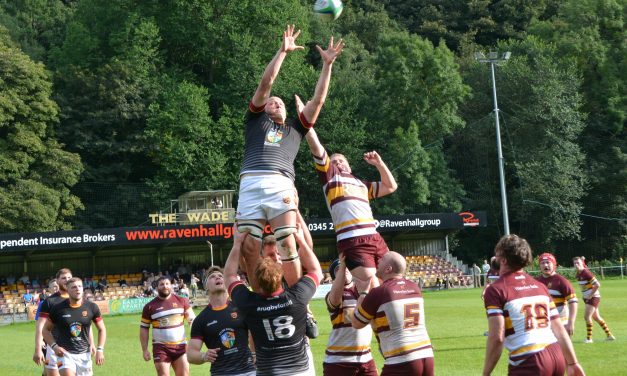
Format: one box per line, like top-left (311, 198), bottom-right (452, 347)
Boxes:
top-left (294, 94), bottom-right (305, 114)
top-left (282, 25), bottom-right (304, 53)
top-left (316, 36), bottom-right (344, 65)
top-left (363, 151), bottom-right (383, 166)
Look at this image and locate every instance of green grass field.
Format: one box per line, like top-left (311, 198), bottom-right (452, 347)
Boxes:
top-left (1, 279), bottom-right (625, 375)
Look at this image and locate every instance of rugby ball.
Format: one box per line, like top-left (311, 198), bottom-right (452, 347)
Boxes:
top-left (314, 0), bottom-right (344, 21)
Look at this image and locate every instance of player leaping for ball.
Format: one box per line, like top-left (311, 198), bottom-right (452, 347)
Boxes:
top-left (302, 126), bottom-right (397, 290)
top-left (236, 25), bottom-right (344, 290)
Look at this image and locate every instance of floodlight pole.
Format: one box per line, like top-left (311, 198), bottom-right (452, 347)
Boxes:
top-left (475, 51), bottom-right (511, 235)
top-left (206, 241), bottom-right (214, 266)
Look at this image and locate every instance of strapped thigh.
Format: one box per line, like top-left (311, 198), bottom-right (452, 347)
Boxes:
top-left (274, 226), bottom-right (298, 262)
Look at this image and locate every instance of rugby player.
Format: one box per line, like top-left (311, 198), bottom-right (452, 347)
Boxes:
top-left (324, 256), bottom-right (377, 376)
top-left (140, 276), bottom-right (196, 376)
top-left (187, 266), bottom-right (255, 376)
top-left (226, 223), bottom-right (323, 376)
top-left (535, 253), bottom-right (578, 336)
top-left (483, 235), bottom-right (584, 376)
top-left (573, 256), bottom-right (615, 343)
top-left (42, 278), bottom-right (106, 376)
top-left (352, 252), bottom-right (434, 376)
top-left (303, 127), bottom-right (397, 292)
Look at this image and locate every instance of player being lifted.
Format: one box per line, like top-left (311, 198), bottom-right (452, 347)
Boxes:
top-left (236, 24), bottom-right (343, 290)
top-left (303, 127), bottom-right (397, 290)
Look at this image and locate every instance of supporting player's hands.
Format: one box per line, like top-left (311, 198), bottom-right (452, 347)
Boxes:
top-left (202, 348), bottom-right (220, 363)
top-left (90, 344), bottom-right (96, 357)
top-left (316, 36), bottom-right (345, 65)
top-left (32, 347), bottom-right (45, 365)
top-left (95, 349), bottom-right (105, 366)
top-left (232, 223), bottom-right (248, 247)
top-left (293, 222), bottom-right (306, 247)
top-left (142, 349), bottom-right (151, 361)
top-left (363, 151), bottom-right (383, 167)
top-left (281, 25), bottom-right (304, 53)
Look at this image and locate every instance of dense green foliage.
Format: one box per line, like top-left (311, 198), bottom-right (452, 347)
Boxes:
top-left (0, 0), bottom-right (624, 261)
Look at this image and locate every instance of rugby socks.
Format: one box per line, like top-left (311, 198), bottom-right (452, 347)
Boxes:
top-left (586, 321), bottom-right (593, 340)
top-left (597, 320), bottom-right (613, 337)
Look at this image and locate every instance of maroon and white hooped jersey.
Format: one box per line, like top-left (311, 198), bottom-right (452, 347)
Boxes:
top-left (535, 273), bottom-right (578, 322)
top-left (324, 284), bottom-right (373, 364)
top-left (484, 271), bottom-right (559, 366)
top-left (576, 268), bottom-right (601, 300)
top-left (354, 278), bottom-right (433, 365)
top-left (140, 294), bottom-right (190, 345)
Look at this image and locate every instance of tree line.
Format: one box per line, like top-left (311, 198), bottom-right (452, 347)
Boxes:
top-left (0, 0), bottom-right (624, 263)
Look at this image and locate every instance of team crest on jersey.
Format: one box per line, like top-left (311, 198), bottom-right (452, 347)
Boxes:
top-left (231, 312), bottom-right (238, 319)
top-left (70, 322), bottom-right (82, 337)
top-left (172, 303), bottom-right (178, 308)
top-left (265, 128), bottom-right (284, 144)
top-left (219, 328), bottom-right (236, 348)
top-left (283, 196), bottom-right (291, 204)
top-left (548, 282), bottom-right (552, 288)
top-left (82, 310), bottom-right (88, 317)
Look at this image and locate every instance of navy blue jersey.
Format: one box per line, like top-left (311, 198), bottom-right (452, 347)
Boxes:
top-left (190, 301), bottom-right (255, 375)
top-left (229, 274), bottom-right (318, 376)
top-left (48, 300), bottom-right (102, 354)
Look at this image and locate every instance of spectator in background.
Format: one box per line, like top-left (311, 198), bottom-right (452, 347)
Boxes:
top-left (20, 273), bottom-right (31, 285)
top-left (481, 259), bottom-right (490, 286)
top-left (98, 276), bottom-right (108, 292)
top-left (0, 275), bottom-right (6, 285)
top-left (23, 289), bottom-right (34, 306)
top-left (118, 277), bottom-right (128, 287)
top-left (189, 274), bottom-right (199, 299)
top-left (6, 273), bottom-right (16, 285)
top-left (472, 263), bottom-right (482, 287)
top-left (178, 283), bottom-right (190, 298)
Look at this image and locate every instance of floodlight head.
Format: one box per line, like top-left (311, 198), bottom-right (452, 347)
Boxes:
top-left (474, 52), bottom-right (486, 60)
top-left (488, 51), bottom-right (498, 59)
top-left (502, 52), bottom-right (511, 60)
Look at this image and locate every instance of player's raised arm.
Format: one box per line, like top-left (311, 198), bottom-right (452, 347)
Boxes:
top-left (363, 151), bottom-right (398, 197)
top-left (251, 25), bottom-right (304, 108)
top-left (327, 256), bottom-right (347, 308)
top-left (225, 225), bottom-right (248, 288)
top-left (303, 126), bottom-right (325, 158)
top-left (299, 36), bottom-right (344, 126)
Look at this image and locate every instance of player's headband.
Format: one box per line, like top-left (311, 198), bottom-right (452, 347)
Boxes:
top-left (538, 253), bottom-right (557, 270)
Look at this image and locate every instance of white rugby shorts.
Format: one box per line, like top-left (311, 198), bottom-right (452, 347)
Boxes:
top-left (44, 344), bottom-right (59, 370)
top-left (59, 352), bottom-right (93, 376)
top-left (236, 173), bottom-right (298, 221)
